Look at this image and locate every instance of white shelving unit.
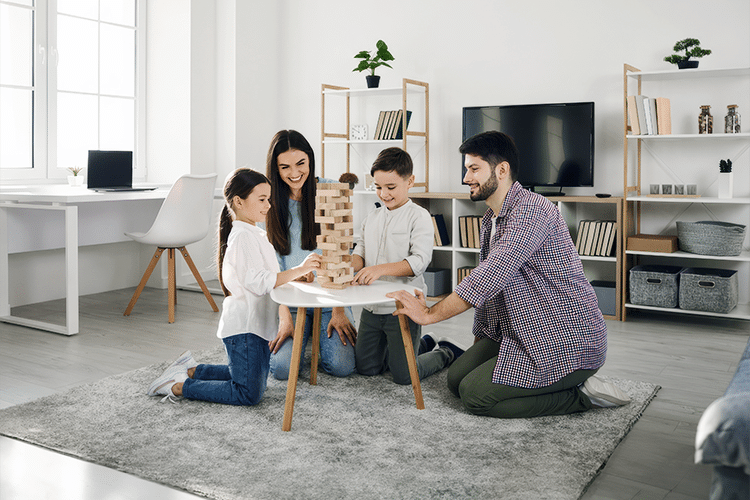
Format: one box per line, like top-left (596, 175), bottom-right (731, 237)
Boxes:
top-left (320, 78), bottom-right (429, 192)
top-left (623, 64), bottom-right (750, 321)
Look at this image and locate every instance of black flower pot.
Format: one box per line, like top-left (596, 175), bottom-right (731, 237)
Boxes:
top-left (677, 60), bottom-right (699, 70)
top-left (366, 75), bottom-right (380, 88)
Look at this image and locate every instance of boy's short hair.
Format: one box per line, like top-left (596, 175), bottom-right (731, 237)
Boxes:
top-left (371, 147), bottom-right (413, 178)
top-left (459, 131), bottom-right (519, 182)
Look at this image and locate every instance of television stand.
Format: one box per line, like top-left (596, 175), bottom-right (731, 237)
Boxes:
top-left (529, 186), bottom-right (566, 197)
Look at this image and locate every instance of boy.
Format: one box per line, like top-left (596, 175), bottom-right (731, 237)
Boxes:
top-left (352, 147), bottom-right (462, 385)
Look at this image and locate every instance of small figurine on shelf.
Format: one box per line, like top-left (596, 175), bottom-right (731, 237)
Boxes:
top-left (718, 159), bottom-right (733, 199)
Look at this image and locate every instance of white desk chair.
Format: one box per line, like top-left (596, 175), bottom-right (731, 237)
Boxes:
top-left (124, 174), bottom-right (219, 323)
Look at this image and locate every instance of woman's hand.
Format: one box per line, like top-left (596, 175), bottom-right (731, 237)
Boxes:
top-left (328, 307), bottom-right (357, 346)
top-left (269, 307), bottom-right (295, 354)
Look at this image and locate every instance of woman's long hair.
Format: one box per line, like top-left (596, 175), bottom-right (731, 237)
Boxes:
top-left (264, 130), bottom-right (318, 255)
top-left (217, 168), bottom-right (270, 296)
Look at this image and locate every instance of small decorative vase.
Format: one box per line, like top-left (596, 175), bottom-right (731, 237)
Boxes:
top-left (67, 175), bottom-right (84, 187)
top-left (717, 172), bottom-right (733, 199)
top-left (677, 60), bottom-right (699, 70)
top-left (366, 75), bottom-right (380, 88)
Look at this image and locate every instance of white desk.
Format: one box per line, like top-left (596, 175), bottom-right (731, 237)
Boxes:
top-left (271, 280), bottom-right (425, 431)
top-left (0, 185), bottom-right (169, 335)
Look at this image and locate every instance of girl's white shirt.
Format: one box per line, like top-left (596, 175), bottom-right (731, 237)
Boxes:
top-left (217, 220), bottom-right (280, 341)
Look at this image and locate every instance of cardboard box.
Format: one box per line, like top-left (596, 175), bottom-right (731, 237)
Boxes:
top-left (627, 234), bottom-right (678, 253)
top-left (424, 268), bottom-right (451, 297)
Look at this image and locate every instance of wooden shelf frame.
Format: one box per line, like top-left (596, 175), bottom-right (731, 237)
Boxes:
top-left (321, 78), bottom-right (430, 191)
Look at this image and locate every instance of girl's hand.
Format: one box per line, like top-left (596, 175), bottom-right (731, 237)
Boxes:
top-left (299, 253), bottom-right (322, 274)
top-left (328, 307), bottom-right (357, 346)
top-left (294, 271), bottom-right (315, 283)
top-left (352, 265), bottom-right (384, 286)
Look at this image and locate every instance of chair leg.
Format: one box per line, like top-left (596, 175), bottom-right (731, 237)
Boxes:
top-left (178, 247), bottom-right (219, 312)
top-left (124, 248), bottom-right (165, 316)
top-left (168, 248), bottom-right (176, 323)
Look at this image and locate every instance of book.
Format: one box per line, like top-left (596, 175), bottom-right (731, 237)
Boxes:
top-left (472, 216), bottom-right (481, 248)
top-left (374, 111), bottom-right (387, 140)
top-left (431, 215), bottom-right (441, 246)
top-left (393, 110), bottom-right (412, 140)
top-left (634, 96), bottom-right (651, 135)
top-left (627, 95), bottom-right (641, 135)
top-left (655, 97), bottom-right (671, 135)
top-left (576, 220), bottom-right (592, 254)
top-left (457, 266), bottom-right (474, 285)
top-left (575, 220), bottom-right (589, 253)
top-left (583, 221), bottom-right (600, 256)
top-left (646, 98), bottom-right (658, 136)
top-left (432, 213), bottom-right (450, 246)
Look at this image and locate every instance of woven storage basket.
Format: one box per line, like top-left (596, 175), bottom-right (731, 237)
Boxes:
top-left (679, 267), bottom-right (738, 313)
top-left (629, 265), bottom-right (682, 308)
top-left (676, 221), bottom-right (746, 256)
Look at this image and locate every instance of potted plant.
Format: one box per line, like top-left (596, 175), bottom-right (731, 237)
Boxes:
top-left (67, 166), bottom-right (84, 187)
top-left (353, 40), bottom-right (394, 88)
top-left (664, 38), bottom-right (711, 69)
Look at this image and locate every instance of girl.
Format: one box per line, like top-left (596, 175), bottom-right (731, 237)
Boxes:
top-left (264, 130), bottom-right (357, 380)
top-left (147, 168), bottom-right (321, 405)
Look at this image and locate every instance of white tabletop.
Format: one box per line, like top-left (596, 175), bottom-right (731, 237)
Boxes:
top-left (0, 184), bottom-right (170, 204)
top-left (270, 280), bottom-right (416, 308)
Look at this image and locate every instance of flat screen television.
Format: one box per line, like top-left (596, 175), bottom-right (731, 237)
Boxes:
top-left (462, 102), bottom-right (595, 194)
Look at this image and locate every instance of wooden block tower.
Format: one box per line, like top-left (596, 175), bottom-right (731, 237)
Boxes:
top-left (315, 182), bottom-right (354, 289)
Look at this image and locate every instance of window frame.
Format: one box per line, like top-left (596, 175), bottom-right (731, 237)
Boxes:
top-left (0, 0), bottom-right (146, 182)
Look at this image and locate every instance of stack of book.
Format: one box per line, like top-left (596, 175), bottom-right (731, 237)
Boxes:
top-left (457, 266), bottom-right (474, 285)
top-left (373, 110), bottom-right (412, 140)
top-left (431, 214), bottom-right (450, 246)
top-left (627, 95), bottom-right (671, 135)
top-left (458, 215), bottom-right (482, 249)
top-left (575, 220), bottom-right (617, 257)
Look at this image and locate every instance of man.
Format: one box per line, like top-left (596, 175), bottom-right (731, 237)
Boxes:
top-left (387, 131), bottom-right (629, 418)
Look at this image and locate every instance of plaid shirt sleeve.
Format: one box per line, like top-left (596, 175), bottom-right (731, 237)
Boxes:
top-left (454, 183), bottom-right (607, 388)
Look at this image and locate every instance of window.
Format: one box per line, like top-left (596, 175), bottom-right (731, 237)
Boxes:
top-left (0, 0), bottom-right (145, 181)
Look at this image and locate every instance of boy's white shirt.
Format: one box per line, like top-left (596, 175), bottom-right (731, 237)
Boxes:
top-left (353, 199), bottom-right (433, 314)
top-left (217, 220), bottom-right (280, 341)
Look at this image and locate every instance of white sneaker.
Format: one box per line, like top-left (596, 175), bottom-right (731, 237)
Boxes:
top-left (168, 350), bottom-right (198, 370)
top-left (147, 364), bottom-right (189, 402)
top-left (581, 376), bottom-right (631, 408)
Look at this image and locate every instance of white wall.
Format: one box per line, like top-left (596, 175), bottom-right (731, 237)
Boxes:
top-left (266, 0), bottom-right (750, 195)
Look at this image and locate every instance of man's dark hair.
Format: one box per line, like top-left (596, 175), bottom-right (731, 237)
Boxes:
top-left (459, 131), bottom-right (519, 182)
top-left (371, 147), bottom-right (413, 178)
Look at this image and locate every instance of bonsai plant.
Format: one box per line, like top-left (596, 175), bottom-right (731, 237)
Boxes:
top-left (664, 38), bottom-right (711, 69)
top-left (353, 40), bottom-right (394, 88)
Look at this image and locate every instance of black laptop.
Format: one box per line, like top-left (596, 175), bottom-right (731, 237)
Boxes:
top-left (87, 150), bottom-right (156, 192)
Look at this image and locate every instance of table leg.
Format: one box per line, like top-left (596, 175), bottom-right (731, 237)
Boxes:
top-left (282, 306), bottom-right (307, 431)
top-left (310, 308), bottom-right (322, 385)
top-left (395, 300), bottom-right (425, 410)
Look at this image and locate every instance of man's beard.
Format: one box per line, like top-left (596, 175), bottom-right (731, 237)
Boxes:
top-left (470, 171), bottom-right (498, 201)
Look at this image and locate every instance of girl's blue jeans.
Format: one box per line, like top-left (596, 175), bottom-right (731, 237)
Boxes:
top-left (182, 333), bottom-right (270, 406)
top-left (270, 307), bottom-right (356, 380)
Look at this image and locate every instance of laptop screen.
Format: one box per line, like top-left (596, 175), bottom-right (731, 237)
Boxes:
top-left (87, 151), bottom-right (133, 189)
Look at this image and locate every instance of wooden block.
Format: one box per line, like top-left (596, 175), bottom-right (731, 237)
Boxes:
top-left (317, 182), bottom-right (350, 190)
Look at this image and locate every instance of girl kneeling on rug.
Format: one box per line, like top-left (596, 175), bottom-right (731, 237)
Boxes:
top-left (147, 168), bottom-right (321, 405)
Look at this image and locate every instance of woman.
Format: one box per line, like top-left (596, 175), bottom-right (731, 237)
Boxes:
top-left (265, 130), bottom-right (357, 379)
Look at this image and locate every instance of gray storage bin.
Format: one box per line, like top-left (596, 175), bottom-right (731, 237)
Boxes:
top-left (679, 267), bottom-right (738, 313)
top-left (591, 280), bottom-right (616, 316)
top-left (676, 221), bottom-right (747, 256)
top-left (424, 268), bottom-right (451, 297)
top-left (629, 265), bottom-right (682, 308)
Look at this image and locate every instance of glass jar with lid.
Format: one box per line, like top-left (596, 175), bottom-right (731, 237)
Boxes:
top-left (698, 105), bottom-right (713, 134)
top-left (725, 104), bottom-right (741, 133)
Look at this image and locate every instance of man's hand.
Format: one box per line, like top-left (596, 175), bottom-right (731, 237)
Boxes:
top-left (386, 289), bottom-right (431, 325)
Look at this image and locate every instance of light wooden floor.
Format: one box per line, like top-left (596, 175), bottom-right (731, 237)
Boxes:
top-left (0, 284), bottom-right (748, 500)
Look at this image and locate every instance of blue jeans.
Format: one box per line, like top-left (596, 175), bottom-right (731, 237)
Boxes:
top-left (182, 333), bottom-right (270, 406)
top-left (270, 307), bottom-right (356, 380)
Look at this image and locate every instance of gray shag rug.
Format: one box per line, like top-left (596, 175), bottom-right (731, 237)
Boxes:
top-left (0, 346), bottom-right (659, 500)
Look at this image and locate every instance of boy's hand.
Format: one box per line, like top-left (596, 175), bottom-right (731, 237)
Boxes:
top-left (352, 265), bottom-right (384, 285)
